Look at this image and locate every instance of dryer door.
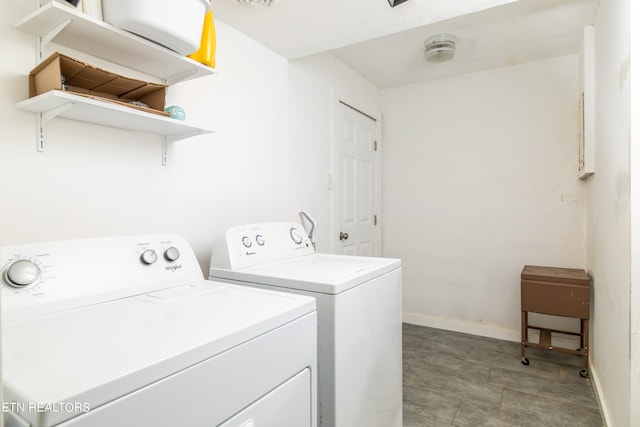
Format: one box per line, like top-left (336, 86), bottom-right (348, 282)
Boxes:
top-left (219, 368), bottom-right (311, 427)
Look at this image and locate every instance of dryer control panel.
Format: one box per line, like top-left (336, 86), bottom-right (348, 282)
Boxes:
top-left (0, 235), bottom-right (203, 323)
top-left (211, 222), bottom-right (315, 270)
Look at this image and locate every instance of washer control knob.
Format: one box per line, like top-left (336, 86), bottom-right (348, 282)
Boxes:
top-left (5, 260), bottom-right (42, 288)
top-left (140, 249), bottom-right (158, 265)
top-left (256, 235), bottom-right (265, 246)
top-left (242, 236), bottom-right (252, 248)
top-left (290, 228), bottom-right (304, 245)
top-left (164, 247), bottom-right (180, 262)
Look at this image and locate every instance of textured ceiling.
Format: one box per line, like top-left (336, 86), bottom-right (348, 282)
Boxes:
top-left (211, 0), bottom-right (600, 88)
top-left (210, 0), bottom-right (518, 59)
top-left (331, 0), bottom-right (600, 88)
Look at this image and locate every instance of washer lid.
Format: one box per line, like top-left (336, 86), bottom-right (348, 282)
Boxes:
top-left (210, 253), bottom-right (401, 295)
top-left (2, 280), bottom-right (315, 426)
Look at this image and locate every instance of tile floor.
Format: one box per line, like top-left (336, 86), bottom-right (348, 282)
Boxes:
top-left (403, 323), bottom-right (604, 426)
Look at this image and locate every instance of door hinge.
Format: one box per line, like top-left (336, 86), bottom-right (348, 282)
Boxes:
top-left (374, 140), bottom-right (378, 151)
top-left (374, 215), bottom-right (378, 226)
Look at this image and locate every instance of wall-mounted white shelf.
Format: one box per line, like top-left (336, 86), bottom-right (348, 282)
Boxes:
top-left (15, 1), bottom-right (217, 165)
top-left (15, 1), bottom-right (216, 84)
top-left (16, 91), bottom-right (214, 165)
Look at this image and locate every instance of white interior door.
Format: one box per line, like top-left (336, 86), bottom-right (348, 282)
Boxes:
top-left (333, 101), bottom-right (381, 256)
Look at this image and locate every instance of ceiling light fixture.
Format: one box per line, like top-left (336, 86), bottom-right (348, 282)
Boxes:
top-left (424, 34), bottom-right (457, 63)
top-left (233, 0), bottom-right (280, 7)
top-left (388, 0), bottom-right (409, 7)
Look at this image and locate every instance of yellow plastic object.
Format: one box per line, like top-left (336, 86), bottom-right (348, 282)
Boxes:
top-left (188, 11), bottom-right (216, 68)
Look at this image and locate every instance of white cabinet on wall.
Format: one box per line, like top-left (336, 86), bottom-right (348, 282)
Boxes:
top-left (578, 25), bottom-right (595, 179)
top-left (14, 1), bottom-right (215, 165)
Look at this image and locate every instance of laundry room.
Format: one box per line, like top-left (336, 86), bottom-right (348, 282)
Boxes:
top-left (0, 0), bottom-right (637, 426)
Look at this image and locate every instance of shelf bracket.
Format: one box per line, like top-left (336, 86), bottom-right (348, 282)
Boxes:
top-left (37, 102), bottom-right (73, 152)
top-left (37, 18), bottom-right (73, 61)
top-left (161, 130), bottom-right (205, 165)
top-left (162, 136), bottom-right (169, 166)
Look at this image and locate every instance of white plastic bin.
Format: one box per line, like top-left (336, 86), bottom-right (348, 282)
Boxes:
top-left (102, 0), bottom-right (210, 55)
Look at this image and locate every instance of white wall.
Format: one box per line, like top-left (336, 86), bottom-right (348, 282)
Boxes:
top-left (288, 53), bottom-right (381, 253)
top-left (0, 2), bottom-right (289, 273)
top-left (631, 1), bottom-right (640, 424)
top-left (382, 56), bottom-right (586, 341)
top-left (586, 0), bottom-right (632, 425)
top-left (4, 2), bottom-right (636, 423)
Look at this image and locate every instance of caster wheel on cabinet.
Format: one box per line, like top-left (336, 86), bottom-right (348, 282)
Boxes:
top-left (521, 358), bottom-right (530, 366)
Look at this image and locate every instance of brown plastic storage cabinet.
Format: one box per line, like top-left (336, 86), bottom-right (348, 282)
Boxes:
top-left (520, 265), bottom-right (590, 378)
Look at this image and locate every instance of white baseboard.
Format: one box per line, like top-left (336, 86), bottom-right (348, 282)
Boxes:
top-left (403, 312), bottom-right (579, 348)
top-left (588, 364), bottom-right (611, 426)
top-left (403, 312), bottom-right (521, 342)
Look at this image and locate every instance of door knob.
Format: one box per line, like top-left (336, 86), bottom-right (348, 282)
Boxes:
top-left (339, 232), bottom-right (349, 241)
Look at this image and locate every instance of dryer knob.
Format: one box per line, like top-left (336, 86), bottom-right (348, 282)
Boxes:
top-left (140, 249), bottom-right (158, 265)
top-left (5, 260), bottom-right (42, 288)
top-left (256, 235), bottom-right (265, 246)
top-left (290, 228), bottom-right (304, 245)
top-left (242, 236), bottom-right (252, 248)
top-left (164, 247), bottom-right (180, 262)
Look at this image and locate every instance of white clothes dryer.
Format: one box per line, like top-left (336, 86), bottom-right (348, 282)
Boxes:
top-left (209, 222), bottom-right (402, 427)
top-left (1, 235), bottom-right (317, 427)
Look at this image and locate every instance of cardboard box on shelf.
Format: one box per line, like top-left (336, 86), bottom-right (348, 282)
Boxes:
top-left (29, 52), bottom-right (168, 117)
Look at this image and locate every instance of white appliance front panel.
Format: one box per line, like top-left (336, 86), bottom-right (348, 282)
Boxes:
top-left (59, 313), bottom-right (317, 427)
top-left (3, 281), bottom-right (316, 426)
top-left (219, 369), bottom-right (311, 427)
top-left (210, 253), bottom-right (400, 295)
top-left (213, 269), bottom-right (403, 427)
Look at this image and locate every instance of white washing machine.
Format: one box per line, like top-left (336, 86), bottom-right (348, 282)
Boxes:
top-left (209, 222), bottom-right (402, 427)
top-left (1, 235), bottom-right (317, 427)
